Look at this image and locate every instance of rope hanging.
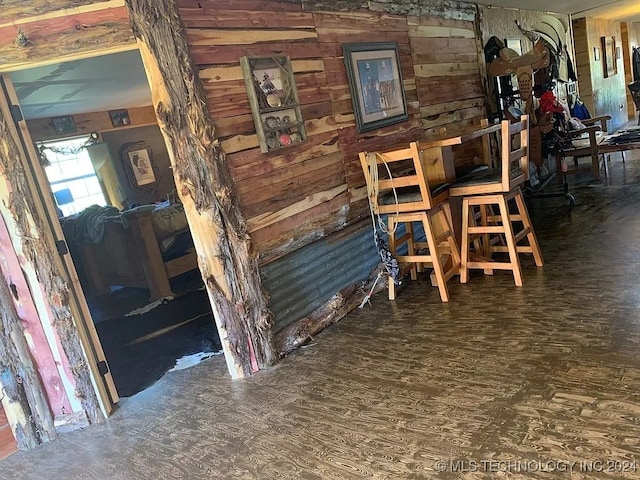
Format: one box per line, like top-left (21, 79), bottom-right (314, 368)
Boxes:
top-left (365, 151), bottom-right (401, 287)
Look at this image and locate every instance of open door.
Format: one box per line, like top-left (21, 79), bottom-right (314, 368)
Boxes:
top-left (0, 74), bottom-right (118, 417)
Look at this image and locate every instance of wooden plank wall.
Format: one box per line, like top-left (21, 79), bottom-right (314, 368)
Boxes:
top-left (0, 1), bottom-right (135, 71)
top-left (178, 0), bottom-right (484, 263)
top-left (410, 14), bottom-right (485, 165)
top-left (572, 19), bottom-right (593, 113)
top-left (178, 0), bottom-right (348, 263)
top-left (26, 105), bottom-right (157, 142)
top-left (412, 16), bottom-right (484, 135)
top-left (316, 10), bottom-right (425, 225)
top-left (573, 17), bottom-right (628, 132)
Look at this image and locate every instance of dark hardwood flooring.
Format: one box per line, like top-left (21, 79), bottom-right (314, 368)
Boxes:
top-left (2, 149), bottom-right (640, 478)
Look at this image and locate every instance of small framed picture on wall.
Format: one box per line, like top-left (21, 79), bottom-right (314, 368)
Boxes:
top-left (109, 109), bottom-right (131, 127)
top-left (343, 42), bottom-right (409, 133)
top-left (121, 143), bottom-right (157, 190)
top-left (52, 115), bottom-right (76, 135)
top-left (601, 36), bottom-right (617, 78)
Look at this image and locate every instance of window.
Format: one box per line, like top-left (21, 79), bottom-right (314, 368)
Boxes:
top-left (42, 136), bottom-right (107, 217)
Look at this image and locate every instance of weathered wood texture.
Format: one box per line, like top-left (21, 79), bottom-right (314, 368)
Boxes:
top-left (0, 251), bottom-right (56, 450)
top-left (409, 14), bottom-right (485, 159)
top-left (0, 89), bottom-right (103, 426)
top-left (276, 0), bottom-right (477, 21)
top-left (26, 105), bottom-right (156, 142)
top-left (416, 13), bottom-right (491, 169)
top-left (573, 19), bottom-right (592, 105)
top-left (0, 0), bottom-right (103, 21)
top-left (315, 10), bottom-right (424, 227)
top-left (572, 17), bottom-right (627, 133)
top-left (274, 264), bottom-right (386, 355)
top-left (126, 0), bottom-right (277, 377)
top-left (0, 2), bottom-right (136, 71)
top-left (179, 1), bottom-right (488, 355)
top-left (180, 2), bottom-right (487, 262)
top-left (179, 0), bottom-right (351, 263)
top-left (0, 206), bottom-right (74, 418)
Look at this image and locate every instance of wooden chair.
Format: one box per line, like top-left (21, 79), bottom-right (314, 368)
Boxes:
top-left (559, 115), bottom-right (611, 179)
top-left (359, 142), bottom-right (461, 302)
top-left (447, 116), bottom-right (544, 286)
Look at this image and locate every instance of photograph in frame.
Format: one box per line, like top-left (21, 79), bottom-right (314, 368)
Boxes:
top-left (109, 109), bottom-right (131, 127)
top-left (128, 148), bottom-right (155, 186)
top-left (52, 115), bottom-right (77, 135)
top-left (343, 42), bottom-right (408, 133)
top-left (602, 36), bottom-right (617, 78)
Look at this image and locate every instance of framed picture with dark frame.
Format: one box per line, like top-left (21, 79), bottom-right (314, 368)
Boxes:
top-left (52, 115), bottom-right (76, 135)
top-left (121, 143), bottom-right (157, 189)
top-left (343, 42), bottom-right (408, 133)
top-left (109, 109), bottom-right (131, 127)
top-left (601, 36), bottom-right (617, 78)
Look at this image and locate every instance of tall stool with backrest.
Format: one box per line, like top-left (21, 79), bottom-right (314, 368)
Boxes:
top-left (448, 115), bottom-right (543, 286)
top-left (359, 142), bottom-right (461, 302)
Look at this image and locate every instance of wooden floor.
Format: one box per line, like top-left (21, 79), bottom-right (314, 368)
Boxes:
top-left (3, 150), bottom-right (640, 478)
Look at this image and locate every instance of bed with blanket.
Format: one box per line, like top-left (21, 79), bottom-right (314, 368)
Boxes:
top-left (63, 202), bottom-right (198, 301)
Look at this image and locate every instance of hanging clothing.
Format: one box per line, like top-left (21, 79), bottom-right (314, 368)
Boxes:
top-left (565, 46), bottom-right (577, 82)
top-left (570, 98), bottom-right (591, 120)
top-left (484, 36), bottom-right (505, 64)
top-left (633, 47), bottom-right (640, 82)
top-left (539, 91), bottom-right (564, 115)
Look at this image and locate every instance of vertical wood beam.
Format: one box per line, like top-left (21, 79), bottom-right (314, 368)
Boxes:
top-left (125, 0), bottom-right (277, 378)
top-left (0, 251), bottom-right (56, 449)
top-left (0, 81), bottom-right (104, 425)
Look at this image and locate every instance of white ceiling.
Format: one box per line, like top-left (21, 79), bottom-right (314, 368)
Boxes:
top-left (471, 0), bottom-right (640, 22)
top-left (7, 1), bottom-right (640, 121)
top-left (10, 49), bottom-right (152, 120)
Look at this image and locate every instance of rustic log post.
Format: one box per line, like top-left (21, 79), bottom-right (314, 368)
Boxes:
top-left (0, 275), bottom-right (56, 449)
top-left (125, 0), bottom-right (278, 377)
top-left (0, 85), bottom-right (103, 424)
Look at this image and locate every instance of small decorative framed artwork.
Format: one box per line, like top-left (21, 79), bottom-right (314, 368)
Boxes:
top-left (601, 36), bottom-right (617, 78)
top-left (121, 143), bottom-right (157, 189)
top-left (109, 109), bottom-right (131, 127)
top-left (240, 55), bottom-right (307, 153)
top-left (343, 42), bottom-right (408, 133)
top-left (52, 115), bottom-right (76, 135)
top-left (593, 47), bottom-right (600, 61)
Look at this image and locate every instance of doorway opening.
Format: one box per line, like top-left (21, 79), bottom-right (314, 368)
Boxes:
top-left (8, 50), bottom-right (222, 399)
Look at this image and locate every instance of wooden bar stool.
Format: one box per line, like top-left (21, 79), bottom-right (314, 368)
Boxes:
top-left (359, 142), bottom-right (461, 302)
top-left (448, 116), bottom-right (543, 286)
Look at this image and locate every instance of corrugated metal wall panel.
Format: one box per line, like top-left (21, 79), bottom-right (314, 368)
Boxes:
top-left (261, 219), bottom-right (425, 333)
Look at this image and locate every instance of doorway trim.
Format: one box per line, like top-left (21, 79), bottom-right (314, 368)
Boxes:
top-left (0, 75), bottom-right (118, 419)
